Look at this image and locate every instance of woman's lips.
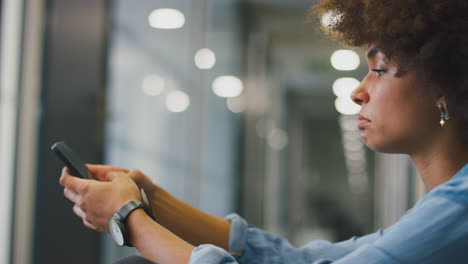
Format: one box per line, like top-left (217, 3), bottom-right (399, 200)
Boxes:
top-left (358, 114), bottom-right (371, 130)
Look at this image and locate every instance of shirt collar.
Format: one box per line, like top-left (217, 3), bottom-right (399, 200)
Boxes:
top-left (450, 163), bottom-right (468, 181)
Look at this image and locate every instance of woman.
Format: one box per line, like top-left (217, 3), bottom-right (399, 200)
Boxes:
top-left (59, 0), bottom-right (468, 263)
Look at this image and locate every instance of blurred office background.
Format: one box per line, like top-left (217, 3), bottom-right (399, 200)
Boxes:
top-left (0, 0), bottom-right (426, 263)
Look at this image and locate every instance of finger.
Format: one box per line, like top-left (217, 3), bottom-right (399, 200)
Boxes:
top-left (87, 164), bottom-right (129, 172)
top-left (82, 219), bottom-right (98, 231)
top-left (59, 167), bottom-right (72, 186)
top-left (73, 204), bottom-right (86, 219)
top-left (87, 164), bottom-right (129, 181)
top-left (64, 188), bottom-right (81, 205)
top-left (60, 173), bottom-right (89, 193)
top-left (73, 205), bottom-right (98, 230)
top-left (74, 206), bottom-right (105, 232)
top-left (74, 208), bottom-right (98, 231)
top-left (105, 171), bottom-right (126, 181)
top-left (128, 169), bottom-right (143, 180)
top-left (127, 169), bottom-right (150, 190)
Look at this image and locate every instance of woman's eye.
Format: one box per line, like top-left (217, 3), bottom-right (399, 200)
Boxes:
top-left (371, 69), bottom-right (386, 77)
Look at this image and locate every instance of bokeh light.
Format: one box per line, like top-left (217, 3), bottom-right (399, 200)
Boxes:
top-left (165, 90), bottom-right (190, 112)
top-left (331, 50), bottom-right (360, 71)
top-left (142, 75), bottom-right (165, 96)
top-left (332, 77), bottom-right (360, 98)
top-left (195, 48), bottom-right (216, 70)
top-left (148, 8), bottom-right (185, 29)
top-left (212, 76), bottom-right (243, 98)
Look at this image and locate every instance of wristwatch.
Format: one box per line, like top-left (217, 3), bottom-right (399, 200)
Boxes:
top-left (108, 189), bottom-right (155, 247)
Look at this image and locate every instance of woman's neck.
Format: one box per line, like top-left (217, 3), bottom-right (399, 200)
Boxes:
top-left (410, 124), bottom-right (468, 190)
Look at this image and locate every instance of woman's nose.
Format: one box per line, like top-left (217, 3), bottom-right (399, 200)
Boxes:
top-left (351, 80), bottom-right (369, 106)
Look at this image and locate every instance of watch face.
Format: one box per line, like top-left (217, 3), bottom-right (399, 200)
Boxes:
top-left (109, 218), bottom-right (125, 246)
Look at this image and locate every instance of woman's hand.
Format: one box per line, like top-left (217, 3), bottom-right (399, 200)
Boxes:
top-left (60, 167), bottom-right (196, 264)
top-left (87, 164), bottom-right (156, 197)
top-left (59, 168), bottom-right (141, 232)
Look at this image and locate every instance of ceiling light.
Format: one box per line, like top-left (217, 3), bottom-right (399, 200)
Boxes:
top-left (267, 128), bottom-right (288, 150)
top-left (148, 8), bottom-right (185, 29)
top-left (331, 50), bottom-right (360, 71)
top-left (332, 77), bottom-right (360, 97)
top-left (165, 90), bottom-right (190, 112)
top-left (142, 75), bottom-right (165, 96)
top-left (195, 48), bottom-right (216, 70)
top-left (212, 76), bottom-right (243, 98)
top-left (335, 96), bottom-right (361, 115)
top-left (227, 97), bottom-right (245, 113)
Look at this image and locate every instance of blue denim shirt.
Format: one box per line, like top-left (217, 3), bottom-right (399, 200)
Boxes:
top-left (189, 163), bottom-right (468, 264)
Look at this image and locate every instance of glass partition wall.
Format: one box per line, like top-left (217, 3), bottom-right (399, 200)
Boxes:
top-left (239, 0), bottom-right (375, 244)
top-left (102, 0), bottom-right (243, 261)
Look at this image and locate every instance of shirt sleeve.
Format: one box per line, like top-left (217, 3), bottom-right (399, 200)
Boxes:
top-left (230, 214), bottom-right (387, 264)
top-left (189, 213), bottom-right (385, 264)
top-left (189, 245), bottom-right (237, 264)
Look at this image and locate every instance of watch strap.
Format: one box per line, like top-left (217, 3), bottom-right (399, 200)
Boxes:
top-left (109, 194), bottom-right (154, 247)
top-left (114, 200), bottom-right (145, 223)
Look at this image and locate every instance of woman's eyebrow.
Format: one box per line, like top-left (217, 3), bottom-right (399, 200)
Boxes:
top-left (367, 47), bottom-right (382, 58)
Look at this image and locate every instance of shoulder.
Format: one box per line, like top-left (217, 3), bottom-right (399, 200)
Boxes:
top-left (426, 164), bottom-right (468, 205)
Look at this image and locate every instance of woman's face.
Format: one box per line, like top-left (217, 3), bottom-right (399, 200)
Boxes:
top-left (351, 46), bottom-right (440, 154)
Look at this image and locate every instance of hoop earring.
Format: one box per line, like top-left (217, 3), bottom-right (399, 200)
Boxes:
top-left (438, 102), bottom-right (450, 127)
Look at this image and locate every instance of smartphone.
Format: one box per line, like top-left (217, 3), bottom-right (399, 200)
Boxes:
top-left (52, 141), bottom-right (156, 221)
top-left (51, 141), bottom-right (94, 179)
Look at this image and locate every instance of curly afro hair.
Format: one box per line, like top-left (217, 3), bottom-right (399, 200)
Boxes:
top-left (311, 0), bottom-right (468, 144)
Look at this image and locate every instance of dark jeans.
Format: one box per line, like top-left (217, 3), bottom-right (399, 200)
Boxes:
top-left (113, 256), bottom-right (156, 264)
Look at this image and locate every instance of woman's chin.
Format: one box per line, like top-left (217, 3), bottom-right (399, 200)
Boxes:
top-left (365, 139), bottom-right (407, 154)
top-left (360, 134), bottom-right (396, 153)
